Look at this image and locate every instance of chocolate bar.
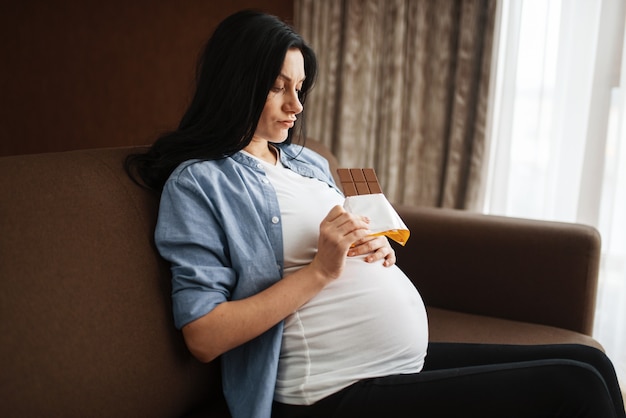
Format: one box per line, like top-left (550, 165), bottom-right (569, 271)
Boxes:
top-left (337, 168), bottom-right (383, 196)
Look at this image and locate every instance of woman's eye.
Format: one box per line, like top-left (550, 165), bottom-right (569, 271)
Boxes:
top-left (269, 86), bottom-right (303, 98)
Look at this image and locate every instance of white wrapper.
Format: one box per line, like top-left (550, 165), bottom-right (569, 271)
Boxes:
top-left (343, 194), bottom-right (410, 246)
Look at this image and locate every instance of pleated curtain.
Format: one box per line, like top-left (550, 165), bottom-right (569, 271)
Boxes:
top-left (294, 0), bottom-right (496, 209)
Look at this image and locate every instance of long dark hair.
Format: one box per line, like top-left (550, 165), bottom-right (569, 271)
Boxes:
top-left (125, 10), bottom-right (317, 190)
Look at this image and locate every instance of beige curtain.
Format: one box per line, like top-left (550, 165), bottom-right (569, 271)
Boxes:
top-left (294, 0), bottom-right (496, 209)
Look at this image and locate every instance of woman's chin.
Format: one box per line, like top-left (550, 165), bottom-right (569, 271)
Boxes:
top-left (268, 134), bottom-right (289, 144)
top-left (254, 129), bottom-right (290, 144)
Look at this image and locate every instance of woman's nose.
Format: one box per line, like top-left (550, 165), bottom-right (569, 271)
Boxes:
top-left (285, 90), bottom-right (303, 114)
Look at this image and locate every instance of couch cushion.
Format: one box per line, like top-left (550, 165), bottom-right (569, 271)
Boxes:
top-left (427, 307), bottom-right (603, 349)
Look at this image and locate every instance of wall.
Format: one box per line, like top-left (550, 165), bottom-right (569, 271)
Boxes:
top-left (0, 0), bottom-right (293, 156)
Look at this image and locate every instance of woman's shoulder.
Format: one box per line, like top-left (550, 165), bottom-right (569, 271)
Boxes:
top-left (164, 143), bottom-right (332, 189)
top-left (168, 158), bottom-right (218, 179)
top-left (164, 157), bottom-right (243, 190)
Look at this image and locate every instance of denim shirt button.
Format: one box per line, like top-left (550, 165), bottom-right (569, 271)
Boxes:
top-left (262, 178), bottom-right (270, 184)
top-left (256, 163), bottom-right (263, 169)
top-left (271, 216), bottom-right (279, 224)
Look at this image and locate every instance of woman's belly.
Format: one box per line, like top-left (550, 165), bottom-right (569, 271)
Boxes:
top-left (275, 256), bottom-right (429, 405)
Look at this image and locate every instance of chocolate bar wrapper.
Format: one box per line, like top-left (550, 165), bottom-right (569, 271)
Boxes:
top-left (343, 194), bottom-right (410, 246)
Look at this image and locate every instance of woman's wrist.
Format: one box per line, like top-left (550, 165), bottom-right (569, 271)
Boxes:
top-left (304, 258), bottom-right (338, 288)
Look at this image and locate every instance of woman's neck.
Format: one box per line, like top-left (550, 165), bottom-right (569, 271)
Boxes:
top-left (243, 140), bottom-right (278, 165)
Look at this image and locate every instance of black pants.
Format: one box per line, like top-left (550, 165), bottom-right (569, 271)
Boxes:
top-left (272, 343), bottom-right (625, 418)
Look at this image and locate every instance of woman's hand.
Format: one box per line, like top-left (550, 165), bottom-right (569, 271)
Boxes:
top-left (348, 235), bottom-right (396, 267)
top-left (309, 205), bottom-right (371, 283)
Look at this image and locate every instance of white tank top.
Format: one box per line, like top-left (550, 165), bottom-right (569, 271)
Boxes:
top-left (242, 150), bottom-right (428, 406)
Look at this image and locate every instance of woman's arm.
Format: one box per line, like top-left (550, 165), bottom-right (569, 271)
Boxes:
top-left (181, 205), bottom-right (371, 363)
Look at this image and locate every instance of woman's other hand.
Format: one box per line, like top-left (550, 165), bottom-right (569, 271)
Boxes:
top-left (348, 235), bottom-right (396, 267)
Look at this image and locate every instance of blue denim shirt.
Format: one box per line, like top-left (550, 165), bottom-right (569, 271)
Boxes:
top-left (155, 143), bottom-right (341, 418)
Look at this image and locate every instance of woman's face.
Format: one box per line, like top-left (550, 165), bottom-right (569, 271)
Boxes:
top-left (253, 48), bottom-right (305, 143)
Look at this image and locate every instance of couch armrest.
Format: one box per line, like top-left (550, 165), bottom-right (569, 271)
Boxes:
top-left (391, 205), bottom-right (601, 335)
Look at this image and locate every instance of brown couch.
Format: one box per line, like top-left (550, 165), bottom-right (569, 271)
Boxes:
top-left (0, 141), bottom-right (602, 417)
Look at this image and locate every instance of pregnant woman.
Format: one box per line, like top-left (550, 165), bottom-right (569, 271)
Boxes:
top-left (125, 10), bottom-right (625, 418)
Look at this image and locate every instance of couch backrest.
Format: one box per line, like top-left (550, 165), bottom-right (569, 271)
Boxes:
top-left (0, 147), bottom-right (223, 416)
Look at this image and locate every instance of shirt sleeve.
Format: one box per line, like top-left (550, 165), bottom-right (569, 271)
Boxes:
top-left (155, 169), bottom-right (236, 330)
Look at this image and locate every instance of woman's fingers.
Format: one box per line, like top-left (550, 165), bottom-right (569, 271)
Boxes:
top-left (321, 206), bottom-right (370, 247)
top-left (348, 235), bottom-right (397, 267)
